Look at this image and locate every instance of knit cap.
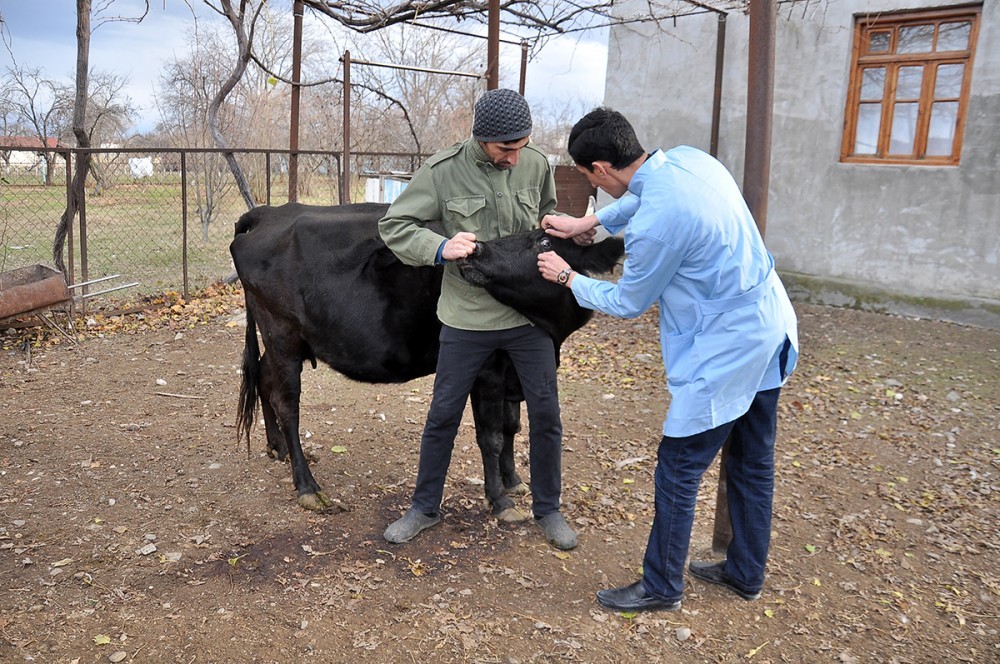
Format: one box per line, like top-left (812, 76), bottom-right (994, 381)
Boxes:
top-left (472, 89), bottom-right (532, 143)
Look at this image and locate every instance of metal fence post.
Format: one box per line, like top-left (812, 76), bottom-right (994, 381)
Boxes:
top-left (342, 50), bottom-right (352, 204)
top-left (181, 151), bottom-right (189, 300)
top-left (64, 150), bottom-right (74, 289)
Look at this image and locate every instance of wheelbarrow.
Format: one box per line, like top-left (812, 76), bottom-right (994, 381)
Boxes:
top-left (0, 264), bottom-right (138, 342)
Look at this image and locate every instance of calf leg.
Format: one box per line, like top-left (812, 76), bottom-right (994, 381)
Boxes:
top-left (500, 399), bottom-right (528, 496)
top-left (471, 387), bottom-right (524, 522)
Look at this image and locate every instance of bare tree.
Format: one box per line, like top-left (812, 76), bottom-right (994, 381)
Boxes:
top-left (0, 85), bottom-right (16, 175)
top-left (1, 65), bottom-right (70, 185)
top-left (157, 26), bottom-right (253, 238)
top-left (356, 24), bottom-right (483, 153)
top-left (201, 0), bottom-right (263, 210)
top-left (52, 71), bottom-right (139, 194)
top-left (527, 96), bottom-right (593, 163)
top-left (50, 0), bottom-right (150, 275)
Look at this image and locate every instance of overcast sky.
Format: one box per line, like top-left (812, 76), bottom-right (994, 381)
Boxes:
top-left (0, 0), bottom-right (607, 134)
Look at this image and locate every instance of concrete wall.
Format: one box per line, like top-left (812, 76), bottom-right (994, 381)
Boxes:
top-left (605, 0), bottom-right (1000, 326)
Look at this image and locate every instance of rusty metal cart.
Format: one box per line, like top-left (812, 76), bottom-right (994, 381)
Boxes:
top-left (0, 264), bottom-right (138, 342)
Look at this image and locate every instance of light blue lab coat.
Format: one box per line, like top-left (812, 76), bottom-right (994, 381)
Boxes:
top-left (570, 146), bottom-right (799, 437)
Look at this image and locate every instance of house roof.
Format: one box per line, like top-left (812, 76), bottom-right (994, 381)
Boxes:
top-left (0, 136), bottom-right (62, 150)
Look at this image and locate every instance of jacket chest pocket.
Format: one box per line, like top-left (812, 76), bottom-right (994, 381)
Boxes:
top-left (515, 188), bottom-right (540, 226)
top-left (445, 195), bottom-right (487, 229)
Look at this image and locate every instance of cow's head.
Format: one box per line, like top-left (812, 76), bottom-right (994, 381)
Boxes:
top-left (458, 229), bottom-right (624, 345)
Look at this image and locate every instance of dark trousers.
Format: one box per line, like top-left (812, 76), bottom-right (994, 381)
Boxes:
top-left (641, 387), bottom-right (781, 601)
top-left (410, 324), bottom-right (563, 518)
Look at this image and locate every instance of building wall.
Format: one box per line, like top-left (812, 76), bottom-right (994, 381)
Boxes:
top-left (605, 0), bottom-right (1000, 324)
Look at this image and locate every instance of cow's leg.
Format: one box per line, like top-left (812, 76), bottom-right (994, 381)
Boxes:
top-left (258, 351), bottom-right (288, 460)
top-left (470, 386), bottom-right (524, 522)
top-left (266, 354), bottom-right (334, 511)
top-left (471, 352), bottom-right (529, 522)
top-left (499, 399), bottom-right (529, 496)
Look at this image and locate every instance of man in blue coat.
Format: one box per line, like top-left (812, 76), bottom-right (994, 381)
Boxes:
top-left (538, 108), bottom-right (798, 612)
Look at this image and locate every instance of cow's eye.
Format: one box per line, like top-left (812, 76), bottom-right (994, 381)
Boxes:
top-left (539, 237), bottom-right (552, 250)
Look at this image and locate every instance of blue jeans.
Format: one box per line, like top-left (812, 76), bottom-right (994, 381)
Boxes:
top-left (411, 324), bottom-right (563, 518)
top-left (641, 387), bottom-right (781, 601)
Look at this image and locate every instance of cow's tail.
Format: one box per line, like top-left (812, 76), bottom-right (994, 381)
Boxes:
top-left (236, 304), bottom-right (261, 457)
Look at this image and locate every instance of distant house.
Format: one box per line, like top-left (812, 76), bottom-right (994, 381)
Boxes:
top-left (605, 0), bottom-right (999, 326)
top-left (0, 136), bottom-right (66, 180)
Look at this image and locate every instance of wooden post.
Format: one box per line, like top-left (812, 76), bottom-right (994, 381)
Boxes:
top-left (742, 0), bottom-right (776, 236)
top-left (518, 40), bottom-right (528, 95)
top-left (486, 0), bottom-right (499, 89)
top-left (714, 0), bottom-right (778, 558)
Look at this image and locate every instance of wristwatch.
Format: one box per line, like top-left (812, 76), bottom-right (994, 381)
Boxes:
top-left (556, 268), bottom-right (574, 285)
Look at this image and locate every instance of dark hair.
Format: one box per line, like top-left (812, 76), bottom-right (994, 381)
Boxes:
top-left (567, 107), bottom-right (645, 171)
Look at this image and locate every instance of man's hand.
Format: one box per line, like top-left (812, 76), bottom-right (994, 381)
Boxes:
top-left (541, 214), bottom-right (600, 245)
top-left (538, 251), bottom-right (572, 285)
top-left (442, 232), bottom-right (478, 261)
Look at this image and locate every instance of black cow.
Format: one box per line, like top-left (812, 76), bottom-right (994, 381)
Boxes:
top-left (230, 202), bottom-right (623, 518)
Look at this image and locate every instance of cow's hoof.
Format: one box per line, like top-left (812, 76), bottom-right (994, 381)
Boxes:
top-left (505, 482), bottom-right (530, 496)
top-left (297, 491), bottom-right (334, 512)
top-left (495, 506), bottom-right (529, 523)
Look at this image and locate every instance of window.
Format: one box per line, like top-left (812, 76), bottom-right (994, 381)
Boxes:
top-left (841, 6), bottom-right (980, 165)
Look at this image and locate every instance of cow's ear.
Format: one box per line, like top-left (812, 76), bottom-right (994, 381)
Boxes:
top-left (577, 237), bottom-right (624, 275)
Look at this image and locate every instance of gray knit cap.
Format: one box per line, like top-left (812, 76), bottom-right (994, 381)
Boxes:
top-left (473, 89), bottom-right (532, 143)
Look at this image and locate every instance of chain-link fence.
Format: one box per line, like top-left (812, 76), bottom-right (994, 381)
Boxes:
top-left (0, 147), bottom-right (428, 306)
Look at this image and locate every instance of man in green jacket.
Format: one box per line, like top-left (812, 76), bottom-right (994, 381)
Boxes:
top-left (378, 88), bottom-right (577, 550)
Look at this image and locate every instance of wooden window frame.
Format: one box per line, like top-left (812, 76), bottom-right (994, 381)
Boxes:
top-left (841, 5), bottom-right (981, 166)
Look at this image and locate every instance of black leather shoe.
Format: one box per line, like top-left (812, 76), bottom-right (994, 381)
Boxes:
top-left (688, 560), bottom-right (761, 600)
top-left (596, 581), bottom-right (681, 612)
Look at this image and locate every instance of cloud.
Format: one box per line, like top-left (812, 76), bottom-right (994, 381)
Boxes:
top-left (516, 32), bottom-right (608, 115)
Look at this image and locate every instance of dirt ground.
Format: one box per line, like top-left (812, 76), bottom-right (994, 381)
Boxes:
top-left (1, 289), bottom-right (997, 664)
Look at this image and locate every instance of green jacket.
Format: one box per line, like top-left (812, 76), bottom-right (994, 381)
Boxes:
top-left (378, 138), bottom-right (558, 330)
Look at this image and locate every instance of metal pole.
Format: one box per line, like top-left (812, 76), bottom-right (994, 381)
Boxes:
top-left (266, 152), bottom-right (272, 206)
top-left (347, 58), bottom-right (480, 78)
top-left (486, 0), bottom-right (499, 89)
top-left (518, 40), bottom-right (528, 95)
top-left (710, 14), bottom-right (727, 157)
top-left (742, 0), bottom-right (776, 236)
top-left (64, 151), bottom-right (74, 288)
top-left (181, 151), bottom-right (189, 300)
top-left (288, 0), bottom-right (304, 202)
top-left (79, 165), bottom-right (89, 309)
top-left (342, 50), bottom-right (352, 204)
